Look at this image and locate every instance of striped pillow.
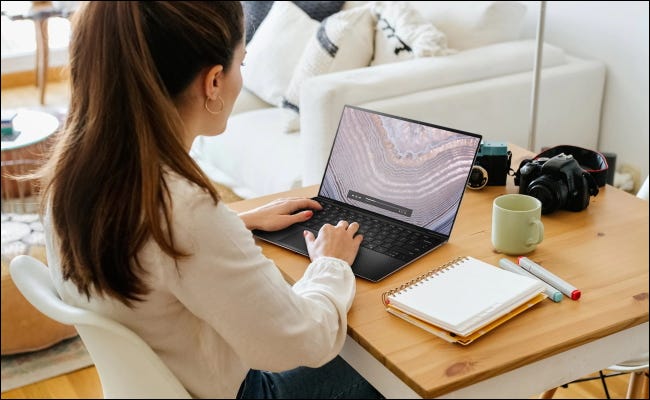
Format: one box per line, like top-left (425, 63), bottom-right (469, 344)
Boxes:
top-left (243, 1), bottom-right (346, 44)
top-left (281, 4), bottom-right (375, 132)
top-left (371, 1), bottom-right (456, 66)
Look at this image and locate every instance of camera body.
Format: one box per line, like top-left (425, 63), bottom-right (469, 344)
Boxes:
top-left (467, 141), bottom-right (511, 189)
top-left (515, 153), bottom-right (599, 214)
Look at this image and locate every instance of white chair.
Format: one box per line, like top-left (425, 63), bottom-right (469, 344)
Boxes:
top-left (637, 175), bottom-right (649, 200)
top-left (9, 255), bottom-right (192, 399)
top-left (606, 354), bottom-right (649, 399)
top-left (538, 350), bottom-right (648, 400)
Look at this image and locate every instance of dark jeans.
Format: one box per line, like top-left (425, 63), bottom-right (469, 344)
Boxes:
top-left (237, 355), bottom-right (383, 399)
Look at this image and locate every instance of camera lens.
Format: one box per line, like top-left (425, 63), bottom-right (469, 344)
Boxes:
top-left (528, 176), bottom-right (568, 214)
top-left (467, 165), bottom-right (488, 189)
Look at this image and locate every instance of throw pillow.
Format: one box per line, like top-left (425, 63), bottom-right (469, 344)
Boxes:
top-left (241, 1), bottom-right (319, 107)
top-left (406, 1), bottom-right (527, 50)
top-left (242, 1), bottom-right (273, 45)
top-left (242, 1), bottom-right (346, 44)
top-left (281, 4), bottom-right (376, 132)
top-left (371, 1), bottom-right (456, 66)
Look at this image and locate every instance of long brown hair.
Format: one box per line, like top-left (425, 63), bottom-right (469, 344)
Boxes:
top-left (40, 1), bottom-right (244, 306)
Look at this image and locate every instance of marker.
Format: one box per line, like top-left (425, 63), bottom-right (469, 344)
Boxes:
top-left (498, 258), bottom-right (563, 302)
top-left (518, 257), bottom-right (581, 300)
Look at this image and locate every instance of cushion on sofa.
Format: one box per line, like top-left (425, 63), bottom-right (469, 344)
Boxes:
top-left (407, 1), bottom-right (527, 50)
top-left (242, 1), bottom-right (273, 44)
top-left (371, 1), bottom-right (456, 66)
top-left (242, 1), bottom-right (345, 44)
top-left (282, 3), bottom-right (376, 132)
top-left (232, 87), bottom-right (273, 115)
top-left (191, 108), bottom-right (303, 198)
top-left (242, 1), bottom-right (319, 107)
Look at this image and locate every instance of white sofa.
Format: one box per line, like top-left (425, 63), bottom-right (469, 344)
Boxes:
top-left (190, 1), bottom-right (606, 199)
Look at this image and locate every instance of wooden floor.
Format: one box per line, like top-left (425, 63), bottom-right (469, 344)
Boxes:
top-left (0, 365), bottom-right (638, 399)
top-left (0, 81), bottom-right (643, 399)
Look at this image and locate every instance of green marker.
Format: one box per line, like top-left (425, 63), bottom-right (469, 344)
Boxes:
top-left (498, 258), bottom-right (563, 302)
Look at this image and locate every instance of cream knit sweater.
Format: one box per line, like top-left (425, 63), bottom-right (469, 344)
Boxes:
top-left (44, 170), bottom-right (355, 398)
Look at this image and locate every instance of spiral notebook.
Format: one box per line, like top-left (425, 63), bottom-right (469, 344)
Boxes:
top-left (382, 256), bottom-right (547, 345)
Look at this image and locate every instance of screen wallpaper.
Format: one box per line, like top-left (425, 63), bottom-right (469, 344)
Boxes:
top-left (319, 106), bottom-right (481, 236)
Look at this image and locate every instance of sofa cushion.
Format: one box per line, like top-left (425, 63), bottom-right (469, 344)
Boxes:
top-left (243, 1), bottom-right (345, 44)
top-left (242, 1), bottom-right (273, 44)
top-left (190, 108), bottom-right (303, 199)
top-left (371, 1), bottom-right (456, 66)
top-left (282, 3), bottom-right (376, 132)
top-left (407, 1), bottom-right (527, 50)
top-left (232, 87), bottom-right (272, 115)
top-left (242, 1), bottom-right (319, 107)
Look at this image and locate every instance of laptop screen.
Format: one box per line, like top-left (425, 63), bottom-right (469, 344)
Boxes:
top-left (319, 105), bottom-right (482, 236)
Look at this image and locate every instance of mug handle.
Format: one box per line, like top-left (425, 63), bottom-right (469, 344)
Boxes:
top-left (526, 219), bottom-right (544, 245)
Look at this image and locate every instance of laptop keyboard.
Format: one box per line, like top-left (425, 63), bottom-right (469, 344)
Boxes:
top-left (299, 201), bottom-right (439, 261)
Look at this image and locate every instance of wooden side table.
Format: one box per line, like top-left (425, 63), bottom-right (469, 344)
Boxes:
top-left (2, 1), bottom-right (76, 105)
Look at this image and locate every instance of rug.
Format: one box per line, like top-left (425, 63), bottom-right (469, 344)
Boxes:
top-left (0, 336), bottom-right (93, 392)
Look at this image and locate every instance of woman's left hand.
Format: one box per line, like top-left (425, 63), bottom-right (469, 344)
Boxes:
top-left (238, 197), bottom-right (322, 231)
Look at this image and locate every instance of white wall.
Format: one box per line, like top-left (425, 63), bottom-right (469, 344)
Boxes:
top-left (3, 1), bottom-right (647, 189)
top-left (521, 1), bottom-right (649, 191)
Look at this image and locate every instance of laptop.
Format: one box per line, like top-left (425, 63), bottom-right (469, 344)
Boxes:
top-left (253, 105), bottom-right (482, 282)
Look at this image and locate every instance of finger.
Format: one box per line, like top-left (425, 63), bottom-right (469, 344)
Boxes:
top-left (299, 210), bottom-right (314, 220)
top-left (336, 220), bottom-right (349, 228)
top-left (285, 198), bottom-right (322, 214)
top-left (348, 221), bottom-right (360, 234)
top-left (288, 210), bottom-right (313, 224)
top-left (303, 230), bottom-right (315, 243)
top-left (302, 198), bottom-right (322, 210)
top-left (296, 199), bottom-right (322, 213)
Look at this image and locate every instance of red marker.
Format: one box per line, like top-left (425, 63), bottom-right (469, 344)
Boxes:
top-left (518, 257), bottom-right (581, 300)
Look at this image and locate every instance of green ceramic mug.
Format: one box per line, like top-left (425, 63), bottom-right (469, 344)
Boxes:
top-left (492, 194), bottom-right (544, 255)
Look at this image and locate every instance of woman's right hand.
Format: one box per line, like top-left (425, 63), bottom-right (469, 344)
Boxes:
top-left (303, 220), bottom-right (363, 266)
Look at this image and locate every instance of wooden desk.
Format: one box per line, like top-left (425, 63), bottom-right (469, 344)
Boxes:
top-left (227, 144), bottom-right (649, 398)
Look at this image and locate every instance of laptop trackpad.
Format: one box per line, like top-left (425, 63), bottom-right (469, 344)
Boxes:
top-left (279, 227), bottom-right (309, 255)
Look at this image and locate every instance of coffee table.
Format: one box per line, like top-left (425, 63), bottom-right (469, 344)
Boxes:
top-left (1, 108), bottom-right (60, 205)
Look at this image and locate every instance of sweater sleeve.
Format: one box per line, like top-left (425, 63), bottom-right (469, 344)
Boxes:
top-left (159, 183), bottom-right (355, 372)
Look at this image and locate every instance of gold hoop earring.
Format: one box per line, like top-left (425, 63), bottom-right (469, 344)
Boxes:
top-left (205, 95), bottom-right (224, 115)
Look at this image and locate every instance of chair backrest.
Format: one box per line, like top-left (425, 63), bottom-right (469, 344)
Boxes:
top-left (637, 175), bottom-right (649, 200)
top-left (608, 352), bottom-right (649, 372)
top-left (9, 255), bottom-right (192, 399)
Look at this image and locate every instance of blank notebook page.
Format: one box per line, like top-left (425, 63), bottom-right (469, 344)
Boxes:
top-left (386, 256), bottom-right (544, 336)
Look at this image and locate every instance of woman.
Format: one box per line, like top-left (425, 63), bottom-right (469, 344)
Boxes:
top-left (40, 2), bottom-right (380, 398)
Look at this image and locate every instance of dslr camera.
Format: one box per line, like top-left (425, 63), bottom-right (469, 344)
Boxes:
top-left (514, 153), bottom-right (599, 214)
top-left (467, 141), bottom-right (512, 189)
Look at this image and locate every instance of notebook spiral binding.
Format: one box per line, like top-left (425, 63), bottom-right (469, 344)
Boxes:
top-left (381, 256), bottom-right (468, 305)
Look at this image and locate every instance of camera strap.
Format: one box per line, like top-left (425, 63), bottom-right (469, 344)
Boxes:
top-left (506, 150), bottom-right (514, 176)
top-left (525, 145), bottom-right (609, 187)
